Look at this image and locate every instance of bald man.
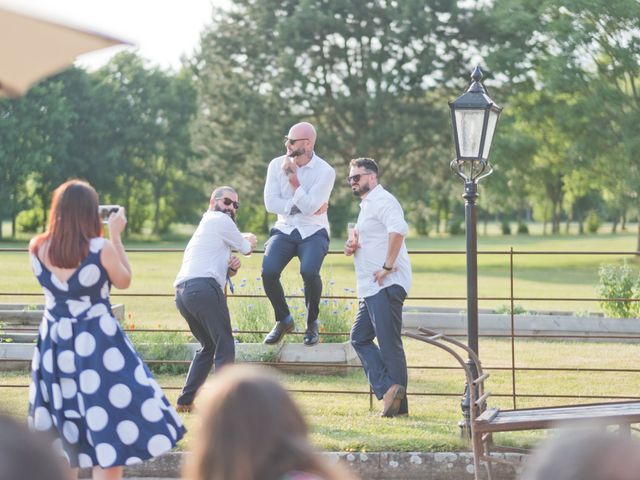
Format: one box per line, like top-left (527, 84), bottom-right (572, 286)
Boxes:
top-left (262, 122), bottom-right (336, 346)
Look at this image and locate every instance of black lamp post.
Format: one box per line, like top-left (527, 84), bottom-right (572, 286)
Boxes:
top-left (448, 66), bottom-right (502, 436)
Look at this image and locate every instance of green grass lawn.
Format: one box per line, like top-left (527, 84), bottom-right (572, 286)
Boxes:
top-left (2, 229), bottom-right (638, 330)
top-left (2, 337), bottom-right (639, 451)
top-left (1, 228), bottom-right (639, 451)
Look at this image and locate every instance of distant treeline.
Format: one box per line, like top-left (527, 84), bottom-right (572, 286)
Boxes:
top-left (1, 0), bottom-right (638, 248)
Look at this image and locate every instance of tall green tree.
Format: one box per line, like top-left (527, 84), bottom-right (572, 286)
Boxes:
top-left (193, 0), bottom-right (485, 234)
top-left (485, 0), bottom-right (639, 242)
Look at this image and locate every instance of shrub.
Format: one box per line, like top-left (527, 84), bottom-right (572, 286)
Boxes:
top-left (585, 210), bottom-right (601, 234)
top-left (17, 209), bottom-right (43, 233)
top-left (448, 218), bottom-right (465, 235)
top-left (128, 329), bottom-right (192, 375)
top-left (494, 304), bottom-right (527, 315)
top-left (597, 262), bottom-right (640, 318)
top-left (230, 277), bottom-right (353, 344)
top-left (517, 223), bottom-right (529, 234)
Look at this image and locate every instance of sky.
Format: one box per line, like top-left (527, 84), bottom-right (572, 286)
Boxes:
top-left (1, 0), bottom-right (228, 71)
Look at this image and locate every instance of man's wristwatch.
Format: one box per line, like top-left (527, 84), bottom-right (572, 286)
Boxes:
top-left (382, 264), bottom-right (393, 271)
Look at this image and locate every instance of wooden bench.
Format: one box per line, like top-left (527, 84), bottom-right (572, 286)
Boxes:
top-left (403, 327), bottom-right (640, 480)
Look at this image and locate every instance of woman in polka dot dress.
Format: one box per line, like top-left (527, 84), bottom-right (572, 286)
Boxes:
top-left (27, 180), bottom-right (186, 480)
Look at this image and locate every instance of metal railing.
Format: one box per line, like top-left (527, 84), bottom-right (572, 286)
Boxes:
top-left (1, 246), bottom-right (639, 410)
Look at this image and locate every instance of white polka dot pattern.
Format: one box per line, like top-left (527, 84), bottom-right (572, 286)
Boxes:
top-left (134, 364), bottom-right (149, 386)
top-left (141, 399), bottom-right (163, 422)
top-left (57, 318), bottom-right (73, 340)
top-left (28, 381), bottom-right (36, 404)
top-left (75, 331), bottom-right (96, 356)
top-left (39, 380), bottom-right (49, 402)
top-left (96, 443), bottom-right (117, 467)
top-left (42, 287), bottom-right (55, 309)
top-left (78, 264), bottom-right (100, 287)
top-left (39, 318), bottom-right (48, 340)
top-left (103, 347), bottom-right (125, 372)
top-left (34, 406), bottom-right (52, 431)
top-left (86, 406), bottom-right (108, 431)
top-left (78, 454), bottom-right (93, 468)
top-left (86, 303), bottom-right (108, 318)
top-left (100, 281), bottom-right (109, 299)
top-left (42, 349), bottom-right (53, 373)
top-left (30, 254), bottom-right (42, 276)
top-left (60, 378), bottom-right (77, 399)
top-left (29, 236), bottom-right (184, 468)
top-left (63, 421), bottom-right (79, 444)
top-left (79, 369), bottom-right (100, 394)
top-left (147, 434), bottom-right (172, 456)
top-left (108, 384), bottom-right (132, 409)
top-left (31, 347), bottom-right (40, 371)
top-left (57, 351), bottom-right (76, 374)
top-left (67, 297), bottom-right (91, 316)
top-left (89, 237), bottom-right (105, 253)
top-left (51, 383), bottom-right (63, 409)
top-left (117, 420), bottom-right (139, 445)
top-left (51, 273), bottom-right (69, 292)
top-left (99, 314), bottom-right (117, 336)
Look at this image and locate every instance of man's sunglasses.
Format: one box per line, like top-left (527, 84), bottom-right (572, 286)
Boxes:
top-left (220, 197), bottom-right (240, 209)
top-left (347, 172), bottom-right (373, 184)
top-left (283, 136), bottom-right (309, 146)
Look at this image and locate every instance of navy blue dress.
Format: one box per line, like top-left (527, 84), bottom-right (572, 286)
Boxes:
top-left (28, 237), bottom-right (186, 468)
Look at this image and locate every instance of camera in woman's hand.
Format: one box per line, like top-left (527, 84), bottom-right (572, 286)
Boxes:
top-left (98, 205), bottom-right (120, 224)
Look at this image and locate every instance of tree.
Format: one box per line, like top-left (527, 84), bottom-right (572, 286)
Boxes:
top-left (193, 0), bottom-right (485, 235)
top-left (485, 0), bottom-right (639, 242)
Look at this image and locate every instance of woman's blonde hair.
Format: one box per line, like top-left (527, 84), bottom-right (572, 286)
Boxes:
top-left (183, 365), bottom-right (356, 480)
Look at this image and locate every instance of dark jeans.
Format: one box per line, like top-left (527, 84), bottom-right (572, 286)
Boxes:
top-left (351, 284), bottom-right (408, 413)
top-left (175, 277), bottom-right (234, 405)
top-left (261, 228), bottom-right (330, 326)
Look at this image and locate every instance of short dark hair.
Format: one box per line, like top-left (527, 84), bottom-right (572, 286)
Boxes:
top-left (349, 157), bottom-right (379, 175)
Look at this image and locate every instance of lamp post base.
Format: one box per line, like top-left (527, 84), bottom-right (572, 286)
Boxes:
top-left (459, 358), bottom-right (479, 439)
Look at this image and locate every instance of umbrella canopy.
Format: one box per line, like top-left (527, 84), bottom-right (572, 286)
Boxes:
top-left (0, 4), bottom-right (130, 97)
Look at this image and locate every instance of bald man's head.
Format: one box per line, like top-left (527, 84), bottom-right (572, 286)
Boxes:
top-left (289, 122), bottom-right (317, 147)
top-left (284, 122), bottom-right (317, 162)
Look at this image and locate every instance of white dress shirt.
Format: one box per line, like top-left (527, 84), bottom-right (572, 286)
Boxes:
top-left (174, 210), bottom-right (251, 288)
top-left (353, 185), bottom-right (412, 299)
top-left (264, 152), bottom-right (335, 239)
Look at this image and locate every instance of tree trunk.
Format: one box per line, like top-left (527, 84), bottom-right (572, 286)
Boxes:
top-left (153, 189), bottom-right (161, 235)
top-left (622, 211), bottom-right (627, 231)
top-left (551, 201), bottom-right (561, 234)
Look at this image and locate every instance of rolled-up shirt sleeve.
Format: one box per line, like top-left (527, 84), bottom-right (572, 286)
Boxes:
top-left (219, 215), bottom-right (252, 255)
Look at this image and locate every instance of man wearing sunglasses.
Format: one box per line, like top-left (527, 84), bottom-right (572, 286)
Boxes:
top-left (173, 186), bottom-right (257, 412)
top-left (263, 122), bottom-right (336, 346)
top-left (344, 158), bottom-right (412, 418)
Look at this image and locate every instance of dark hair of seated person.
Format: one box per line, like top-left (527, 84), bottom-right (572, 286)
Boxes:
top-left (0, 413), bottom-right (67, 480)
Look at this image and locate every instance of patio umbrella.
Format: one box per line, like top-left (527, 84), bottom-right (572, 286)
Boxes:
top-left (0, 3), bottom-right (130, 97)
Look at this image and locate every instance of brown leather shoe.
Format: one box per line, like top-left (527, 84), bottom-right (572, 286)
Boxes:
top-left (381, 384), bottom-right (406, 418)
top-left (176, 403), bottom-right (193, 413)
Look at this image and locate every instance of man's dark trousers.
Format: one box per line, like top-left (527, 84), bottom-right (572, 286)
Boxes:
top-left (175, 277), bottom-right (234, 405)
top-left (351, 284), bottom-right (409, 414)
top-left (261, 228), bottom-right (330, 326)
